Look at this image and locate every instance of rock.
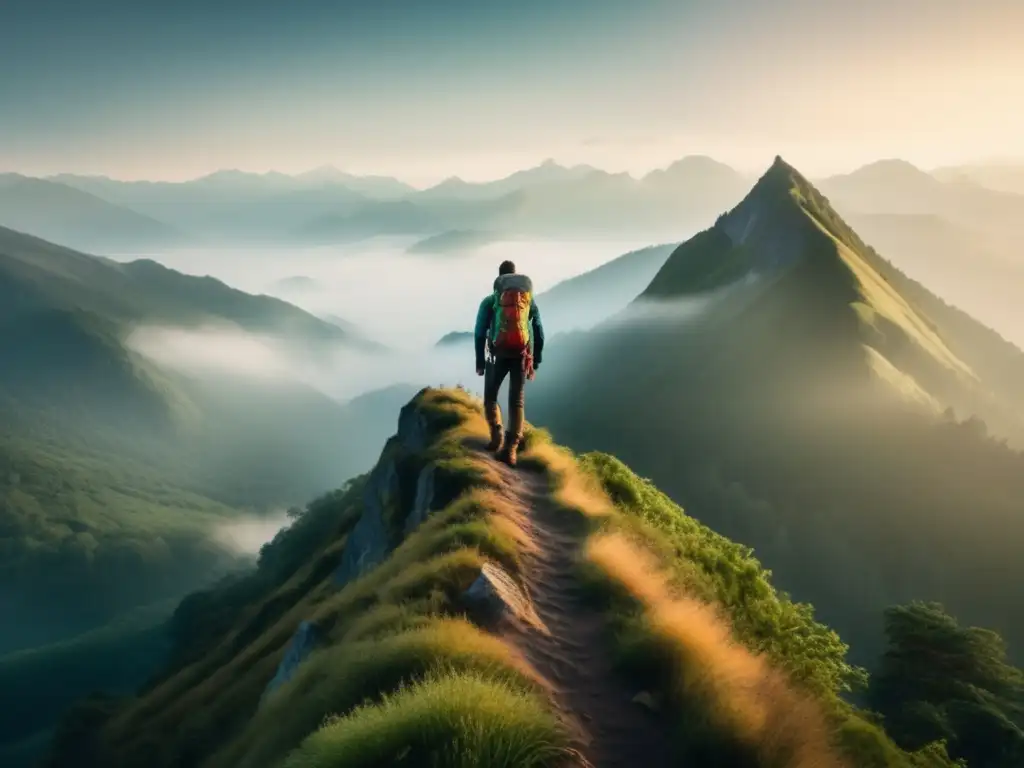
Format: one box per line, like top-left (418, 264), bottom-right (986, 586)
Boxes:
top-left (333, 394), bottom-right (443, 586)
top-left (403, 464), bottom-right (436, 535)
top-left (397, 401), bottom-right (430, 453)
top-left (333, 452), bottom-right (400, 586)
top-left (261, 620), bottom-right (318, 702)
top-left (462, 562), bottom-right (540, 628)
top-left (631, 691), bottom-right (660, 713)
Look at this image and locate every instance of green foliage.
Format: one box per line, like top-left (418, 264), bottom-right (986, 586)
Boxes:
top-left (163, 479), bottom-right (367, 676)
top-left (0, 599), bottom-right (175, 746)
top-left (257, 480), bottom-right (367, 586)
top-left (868, 602), bottom-right (1024, 767)
top-left (0, 726), bottom-right (54, 768)
top-left (834, 715), bottom-right (963, 767)
top-left (578, 451), bottom-right (863, 699)
top-left (574, 452), bottom-right (962, 767)
top-left (644, 226), bottom-right (751, 297)
top-left (0, 429), bottom-right (239, 653)
top-left (279, 671), bottom-right (567, 768)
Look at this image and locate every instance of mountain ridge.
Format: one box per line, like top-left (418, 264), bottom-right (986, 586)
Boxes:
top-left (42, 387), bottom-right (959, 768)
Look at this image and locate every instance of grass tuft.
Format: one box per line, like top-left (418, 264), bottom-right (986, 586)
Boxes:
top-left (214, 619), bottom-right (545, 768)
top-left (279, 671), bottom-right (568, 768)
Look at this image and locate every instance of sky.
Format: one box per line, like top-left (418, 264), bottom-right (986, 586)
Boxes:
top-left (2, 0), bottom-right (1023, 185)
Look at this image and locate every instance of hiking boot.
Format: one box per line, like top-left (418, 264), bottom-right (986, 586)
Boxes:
top-left (498, 432), bottom-right (520, 467)
top-left (486, 422), bottom-right (504, 454)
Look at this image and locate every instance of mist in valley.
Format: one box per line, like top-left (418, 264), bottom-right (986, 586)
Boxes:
top-left (212, 511), bottom-right (295, 556)
top-left (121, 236), bottom-right (665, 350)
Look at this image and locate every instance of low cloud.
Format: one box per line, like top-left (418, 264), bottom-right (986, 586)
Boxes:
top-left (125, 322), bottom-right (483, 402)
top-left (212, 511), bottom-right (293, 556)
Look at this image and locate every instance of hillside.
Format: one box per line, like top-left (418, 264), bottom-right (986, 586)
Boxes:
top-left (529, 157), bottom-right (1024, 670)
top-left (848, 212), bottom-right (1024, 349)
top-left (44, 388), bottom-right (962, 768)
top-left (0, 226), bottom-right (362, 343)
top-left (0, 227), bottom-right (408, 759)
top-left (0, 223), bottom-right (377, 448)
top-left (435, 330), bottom-right (473, 347)
top-left (0, 174), bottom-right (184, 253)
top-left (534, 242), bottom-right (677, 332)
top-left (406, 229), bottom-right (500, 254)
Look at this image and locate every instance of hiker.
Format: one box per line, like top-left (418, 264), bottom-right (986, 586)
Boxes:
top-left (474, 260), bottom-right (545, 467)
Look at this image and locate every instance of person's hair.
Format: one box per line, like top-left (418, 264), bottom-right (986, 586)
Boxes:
top-left (498, 260), bottom-right (516, 275)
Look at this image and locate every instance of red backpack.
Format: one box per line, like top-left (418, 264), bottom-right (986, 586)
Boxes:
top-left (489, 274), bottom-right (533, 354)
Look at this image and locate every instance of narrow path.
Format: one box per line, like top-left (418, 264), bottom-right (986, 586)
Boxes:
top-left (472, 444), bottom-right (675, 768)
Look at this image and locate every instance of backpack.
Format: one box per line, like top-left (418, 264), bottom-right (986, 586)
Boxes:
top-left (489, 274), bottom-right (533, 354)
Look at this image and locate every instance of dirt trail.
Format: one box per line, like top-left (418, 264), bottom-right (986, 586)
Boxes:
top-left (472, 444), bottom-right (675, 768)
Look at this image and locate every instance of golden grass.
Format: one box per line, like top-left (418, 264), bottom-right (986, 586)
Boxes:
top-left (279, 671), bottom-right (568, 768)
top-left (586, 533), bottom-right (848, 768)
top-left (806, 216), bottom-right (975, 382)
top-left (211, 619), bottom-right (546, 768)
top-left (519, 434), bottom-right (614, 522)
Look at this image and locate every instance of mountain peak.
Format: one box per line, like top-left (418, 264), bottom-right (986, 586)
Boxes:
top-left (741, 155), bottom-right (810, 208)
top-left (829, 158), bottom-right (938, 189)
top-left (643, 156), bottom-right (855, 298)
top-left (297, 165), bottom-right (346, 181)
top-left (665, 155), bottom-right (737, 173)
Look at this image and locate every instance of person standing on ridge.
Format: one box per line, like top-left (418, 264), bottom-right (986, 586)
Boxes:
top-left (474, 260), bottom-right (545, 467)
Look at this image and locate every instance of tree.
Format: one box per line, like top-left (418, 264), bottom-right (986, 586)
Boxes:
top-left (868, 602), bottom-right (1024, 768)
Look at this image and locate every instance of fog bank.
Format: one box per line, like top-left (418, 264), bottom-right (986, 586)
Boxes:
top-left (212, 512), bottom-right (293, 556)
top-left (122, 237), bottom-right (662, 349)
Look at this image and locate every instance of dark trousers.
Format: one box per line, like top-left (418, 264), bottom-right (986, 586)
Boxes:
top-left (484, 354), bottom-right (525, 439)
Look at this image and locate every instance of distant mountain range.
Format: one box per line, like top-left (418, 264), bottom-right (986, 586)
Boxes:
top-left (1, 157), bottom-right (1018, 253)
top-left (0, 174), bottom-right (186, 254)
top-left (12, 157), bottom-right (745, 246)
top-left (932, 161), bottom-right (1024, 195)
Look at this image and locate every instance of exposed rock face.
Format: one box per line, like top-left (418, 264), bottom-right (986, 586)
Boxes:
top-left (261, 620), bottom-right (318, 702)
top-left (396, 398), bottom-right (430, 454)
top-left (265, 399), bottom-right (443, 701)
top-left (333, 445), bottom-right (400, 586)
top-left (333, 395), bottom-right (434, 586)
top-left (403, 464), bottom-right (437, 535)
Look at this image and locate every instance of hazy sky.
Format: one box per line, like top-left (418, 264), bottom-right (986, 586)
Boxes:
top-left (3, 0), bottom-right (1022, 184)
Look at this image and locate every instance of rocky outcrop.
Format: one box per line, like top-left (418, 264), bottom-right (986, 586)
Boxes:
top-left (396, 397), bottom-right (430, 454)
top-left (403, 464), bottom-right (437, 535)
top-left (333, 394), bottom-right (435, 586)
top-left (333, 452), bottom-right (399, 586)
top-left (461, 561), bottom-right (542, 629)
top-left (262, 620), bottom-right (318, 702)
top-left (264, 397), bottom-right (445, 702)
